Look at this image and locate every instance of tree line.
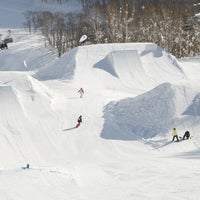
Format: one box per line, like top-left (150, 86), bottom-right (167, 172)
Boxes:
top-left (24, 0), bottom-right (200, 58)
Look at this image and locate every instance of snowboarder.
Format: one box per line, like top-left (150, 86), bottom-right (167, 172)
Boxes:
top-left (78, 88), bottom-right (84, 98)
top-left (183, 130), bottom-right (190, 140)
top-left (0, 40), bottom-right (7, 50)
top-left (76, 115), bottom-right (82, 128)
top-left (22, 163), bottom-right (30, 170)
top-left (172, 128), bottom-right (179, 142)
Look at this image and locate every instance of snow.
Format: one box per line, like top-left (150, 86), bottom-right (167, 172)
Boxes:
top-left (102, 83), bottom-right (176, 140)
top-left (0, 2), bottom-right (200, 200)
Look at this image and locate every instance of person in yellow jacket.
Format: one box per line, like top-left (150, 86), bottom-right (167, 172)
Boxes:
top-left (172, 128), bottom-right (179, 142)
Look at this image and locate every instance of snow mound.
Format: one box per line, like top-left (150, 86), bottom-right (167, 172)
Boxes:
top-left (101, 83), bottom-right (176, 140)
top-left (178, 57), bottom-right (200, 80)
top-left (34, 48), bottom-right (77, 80)
top-left (93, 44), bottom-right (185, 87)
top-left (35, 43), bottom-right (186, 92)
top-left (183, 93), bottom-right (200, 116)
top-left (0, 85), bottom-right (26, 129)
top-left (0, 72), bottom-right (52, 98)
top-left (94, 50), bottom-right (150, 88)
top-left (0, 72), bottom-right (52, 123)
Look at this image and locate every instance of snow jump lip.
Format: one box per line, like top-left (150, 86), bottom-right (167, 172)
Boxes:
top-left (0, 84), bottom-right (25, 125)
top-left (94, 50), bottom-right (144, 77)
top-left (94, 50), bottom-right (147, 88)
top-left (93, 46), bottom-right (185, 90)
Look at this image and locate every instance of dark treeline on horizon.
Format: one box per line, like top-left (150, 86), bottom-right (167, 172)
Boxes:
top-left (23, 0), bottom-right (200, 57)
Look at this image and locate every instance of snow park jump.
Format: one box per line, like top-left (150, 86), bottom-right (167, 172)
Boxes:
top-left (0, 23), bottom-right (200, 200)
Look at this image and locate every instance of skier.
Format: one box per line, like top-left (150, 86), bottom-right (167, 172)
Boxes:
top-left (76, 115), bottom-right (82, 128)
top-left (172, 128), bottom-right (179, 142)
top-left (78, 88), bottom-right (84, 98)
top-left (183, 130), bottom-right (190, 140)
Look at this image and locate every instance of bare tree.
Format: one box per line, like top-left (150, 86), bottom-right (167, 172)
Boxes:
top-left (27, 0), bottom-right (200, 58)
top-left (23, 11), bottom-right (32, 33)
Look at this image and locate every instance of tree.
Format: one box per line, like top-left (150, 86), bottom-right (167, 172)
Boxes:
top-left (26, 0), bottom-right (200, 58)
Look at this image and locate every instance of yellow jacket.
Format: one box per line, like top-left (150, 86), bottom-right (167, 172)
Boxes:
top-left (172, 129), bottom-right (178, 136)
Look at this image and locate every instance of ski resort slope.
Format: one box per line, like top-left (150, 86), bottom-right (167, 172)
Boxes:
top-left (0, 30), bottom-right (200, 200)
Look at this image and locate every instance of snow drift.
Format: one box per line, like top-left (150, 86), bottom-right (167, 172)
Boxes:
top-left (183, 93), bottom-right (200, 116)
top-left (101, 83), bottom-right (176, 140)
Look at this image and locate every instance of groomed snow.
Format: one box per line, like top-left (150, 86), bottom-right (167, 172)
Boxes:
top-left (0, 28), bottom-right (200, 200)
top-left (1, 2), bottom-right (200, 200)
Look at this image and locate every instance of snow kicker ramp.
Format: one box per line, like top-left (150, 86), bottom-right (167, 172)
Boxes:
top-left (0, 85), bottom-right (26, 127)
top-left (94, 50), bottom-right (149, 89)
top-left (93, 44), bottom-right (185, 90)
top-left (0, 73), bottom-right (61, 167)
top-left (101, 83), bottom-right (176, 140)
top-left (0, 85), bottom-right (28, 166)
top-left (36, 43), bottom-right (186, 91)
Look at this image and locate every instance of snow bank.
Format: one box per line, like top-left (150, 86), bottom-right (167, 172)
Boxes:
top-left (94, 50), bottom-right (151, 89)
top-left (0, 72), bottom-right (52, 98)
top-left (34, 48), bottom-right (77, 80)
top-left (0, 85), bottom-right (25, 124)
top-left (178, 57), bottom-right (200, 80)
top-left (35, 43), bottom-right (186, 93)
top-left (183, 93), bottom-right (200, 116)
top-left (101, 83), bottom-right (176, 140)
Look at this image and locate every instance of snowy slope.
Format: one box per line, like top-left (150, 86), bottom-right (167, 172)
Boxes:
top-left (0, 30), bottom-right (57, 71)
top-left (1, 26), bottom-right (200, 200)
top-left (35, 43), bottom-right (186, 91)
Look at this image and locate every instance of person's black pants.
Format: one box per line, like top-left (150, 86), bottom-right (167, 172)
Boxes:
top-left (172, 135), bottom-right (179, 142)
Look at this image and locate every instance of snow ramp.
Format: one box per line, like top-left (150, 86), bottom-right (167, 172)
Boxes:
top-left (0, 85), bottom-right (26, 127)
top-left (34, 47), bottom-right (77, 81)
top-left (101, 83), bottom-right (176, 140)
top-left (0, 85), bottom-right (28, 166)
top-left (94, 50), bottom-right (151, 89)
top-left (101, 82), bottom-right (200, 140)
top-left (34, 43), bottom-right (186, 92)
top-left (93, 44), bottom-right (186, 90)
top-left (0, 73), bottom-right (60, 167)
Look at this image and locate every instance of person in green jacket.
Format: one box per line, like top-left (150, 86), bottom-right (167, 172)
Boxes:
top-left (172, 128), bottom-right (179, 142)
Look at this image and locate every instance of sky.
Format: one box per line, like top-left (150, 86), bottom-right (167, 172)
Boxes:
top-left (0, 1), bottom-right (200, 200)
top-left (0, 0), bottom-right (82, 28)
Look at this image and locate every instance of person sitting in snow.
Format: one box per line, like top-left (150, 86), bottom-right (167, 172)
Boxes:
top-left (172, 128), bottom-right (179, 142)
top-left (76, 115), bottom-right (82, 128)
top-left (22, 163), bottom-right (30, 170)
top-left (78, 88), bottom-right (84, 98)
top-left (0, 40), bottom-right (7, 50)
top-left (183, 130), bottom-right (190, 140)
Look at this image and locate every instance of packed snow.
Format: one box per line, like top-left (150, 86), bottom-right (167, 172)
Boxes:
top-left (0, 2), bottom-right (200, 200)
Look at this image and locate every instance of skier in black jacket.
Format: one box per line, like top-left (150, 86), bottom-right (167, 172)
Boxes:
top-left (76, 115), bottom-right (82, 128)
top-left (183, 130), bottom-right (190, 140)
